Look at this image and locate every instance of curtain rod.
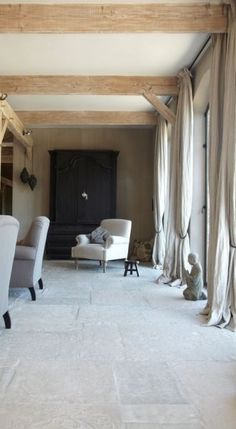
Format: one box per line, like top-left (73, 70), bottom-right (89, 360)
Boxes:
top-left (189, 36), bottom-right (211, 71)
top-left (166, 35), bottom-right (212, 107)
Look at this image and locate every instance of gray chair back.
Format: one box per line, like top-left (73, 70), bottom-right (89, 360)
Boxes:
top-left (101, 219), bottom-right (132, 239)
top-left (23, 217), bottom-right (50, 283)
top-left (0, 215), bottom-right (19, 318)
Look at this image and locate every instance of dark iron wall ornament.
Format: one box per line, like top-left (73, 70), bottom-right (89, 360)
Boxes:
top-left (20, 167), bottom-right (30, 184)
top-left (20, 169), bottom-right (37, 190)
top-left (28, 174), bottom-right (37, 190)
top-left (19, 144), bottom-right (37, 191)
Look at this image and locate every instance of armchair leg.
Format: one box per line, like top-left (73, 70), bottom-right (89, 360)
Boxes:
top-left (74, 259), bottom-right (79, 270)
top-left (38, 278), bottom-right (43, 289)
top-left (102, 261), bottom-right (107, 273)
top-left (29, 287), bottom-right (36, 301)
top-left (3, 311), bottom-right (11, 329)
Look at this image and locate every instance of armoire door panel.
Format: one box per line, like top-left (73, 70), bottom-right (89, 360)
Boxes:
top-left (47, 149), bottom-right (119, 259)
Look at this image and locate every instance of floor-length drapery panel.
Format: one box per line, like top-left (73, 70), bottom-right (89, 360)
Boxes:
top-left (152, 116), bottom-right (168, 267)
top-left (206, 34), bottom-right (227, 310)
top-left (205, 1), bottom-right (236, 330)
top-left (163, 68), bottom-right (193, 281)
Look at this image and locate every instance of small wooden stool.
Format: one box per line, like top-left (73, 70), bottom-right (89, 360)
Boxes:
top-left (124, 259), bottom-right (140, 277)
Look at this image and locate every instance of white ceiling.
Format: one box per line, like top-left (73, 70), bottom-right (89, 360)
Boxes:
top-left (0, 1), bottom-right (213, 121)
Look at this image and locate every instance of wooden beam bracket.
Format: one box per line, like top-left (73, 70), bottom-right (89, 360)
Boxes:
top-left (143, 91), bottom-right (176, 125)
top-left (0, 117), bottom-right (9, 145)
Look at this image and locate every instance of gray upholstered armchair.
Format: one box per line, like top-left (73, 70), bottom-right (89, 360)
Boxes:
top-left (71, 218), bottom-right (132, 272)
top-left (10, 216), bottom-right (50, 301)
top-left (0, 215), bottom-right (19, 329)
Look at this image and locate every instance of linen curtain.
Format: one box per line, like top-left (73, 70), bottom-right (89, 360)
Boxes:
top-left (163, 68), bottom-right (193, 281)
top-left (205, 1), bottom-right (236, 330)
top-left (204, 34), bottom-right (227, 312)
top-left (152, 116), bottom-right (168, 267)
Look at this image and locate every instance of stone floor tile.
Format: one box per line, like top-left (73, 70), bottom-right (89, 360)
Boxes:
top-left (114, 361), bottom-right (187, 405)
top-left (78, 305), bottom-right (147, 325)
top-left (0, 402), bottom-right (123, 429)
top-left (80, 323), bottom-right (125, 361)
top-left (0, 360), bottom-right (118, 404)
top-left (125, 422), bottom-right (205, 429)
top-left (121, 404), bottom-right (202, 425)
top-left (171, 361), bottom-right (236, 429)
top-left (125, 425), bottom-right (205, 429)
top-left (8, 303), bottom-right (79, 332)
top-left (91, 287), bottom-right (147, 307)
top-left (0, 331), bottom-right (82, 362)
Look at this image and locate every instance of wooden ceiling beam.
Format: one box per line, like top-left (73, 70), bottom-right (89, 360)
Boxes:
top-left (143, 91), bottom-right (175, 124)
top-left (0, 75), bottom-right (178, 96)
top-left (0, 3), bottom-right (227, 33)
top-left (17, 111), bottom-right (157, 127)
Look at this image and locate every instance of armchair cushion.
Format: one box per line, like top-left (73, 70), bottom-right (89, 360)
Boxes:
top-left (15, 245), bottom-right (36, 260)
top-left (87, 226), bottom-right (110, 244)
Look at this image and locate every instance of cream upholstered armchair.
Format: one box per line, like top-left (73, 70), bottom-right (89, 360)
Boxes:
top-left (71, 219), bottom-right (132, 272)
top-left (0, 215), bottom-right (19, 329)
top-left (10, 216), bottom-right (50, 301)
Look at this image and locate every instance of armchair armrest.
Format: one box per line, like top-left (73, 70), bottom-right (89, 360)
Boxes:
top-left (75, 234), bottom-right (90, 245)
top-left (105, 235), bottom-right (129, 249)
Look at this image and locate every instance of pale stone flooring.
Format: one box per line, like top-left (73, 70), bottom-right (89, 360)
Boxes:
top-left (1, 260), bottom-right (236, 429)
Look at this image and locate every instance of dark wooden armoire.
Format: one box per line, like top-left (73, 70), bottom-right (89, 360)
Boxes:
top-left (46, 149), bottom-right (119, 259)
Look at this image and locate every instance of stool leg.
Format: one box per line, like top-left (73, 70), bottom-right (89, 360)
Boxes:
top-left (131, 262), bottom-right (139, 277)
top-left (130, 262), bottom-right (133, 275)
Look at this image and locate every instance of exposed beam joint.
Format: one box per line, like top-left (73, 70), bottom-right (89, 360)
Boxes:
top-left (0, 116), bottom-right (9, 145)
top-left (0, 101), bottom-right (33, 157)
top-left (0, 75), bottom-right (179, 96)
top-left (143, 91), bottom-right (176, 124)
top-left (0, 4), bottom-right (227, 33)
top-left (17, 111), bottom-right (157, 127)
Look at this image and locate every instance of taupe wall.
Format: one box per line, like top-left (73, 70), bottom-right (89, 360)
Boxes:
top-left (13, 127), bottom-right (155, 244)
top-left (13, 141), bottom-right (36, 238)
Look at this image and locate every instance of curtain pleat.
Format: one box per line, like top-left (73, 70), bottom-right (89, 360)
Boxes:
top-left (152, 116), bottom-right (168, 267)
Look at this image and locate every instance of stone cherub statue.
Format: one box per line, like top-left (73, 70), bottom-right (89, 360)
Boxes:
top-left (183, 253), bottom-right (207, 301)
